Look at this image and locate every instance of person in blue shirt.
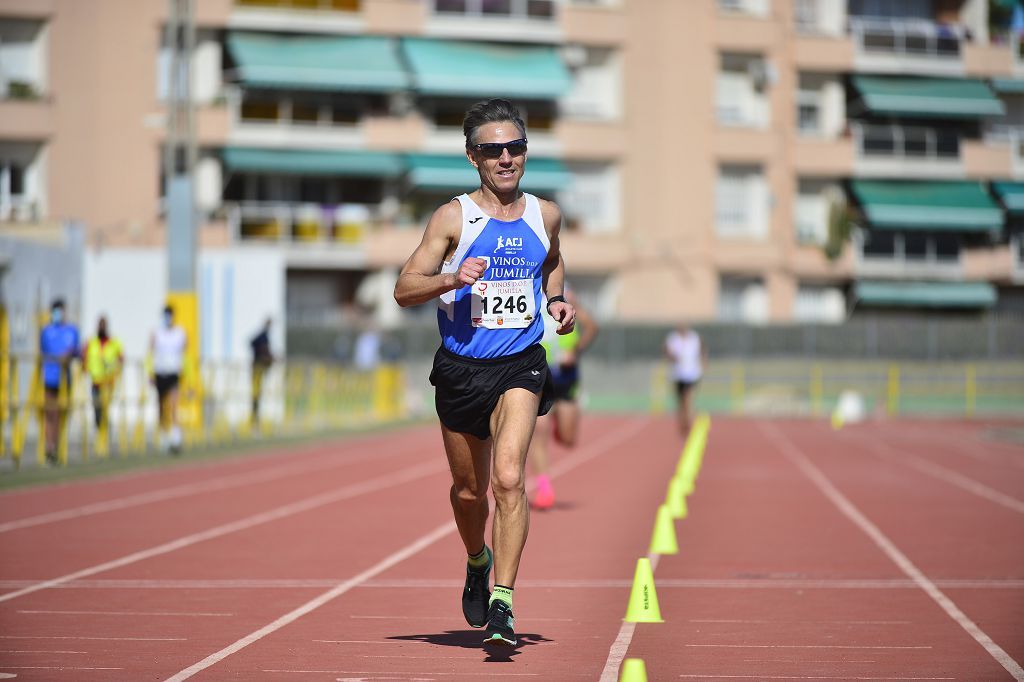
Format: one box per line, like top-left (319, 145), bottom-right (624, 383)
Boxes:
top-left (394, 99), bottom-right (575, 648)
top-left (39, 298), bottom-right (80, 464)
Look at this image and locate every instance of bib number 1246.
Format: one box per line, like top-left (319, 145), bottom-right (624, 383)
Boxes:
top-left (470, 279), bottom-right (535, 329)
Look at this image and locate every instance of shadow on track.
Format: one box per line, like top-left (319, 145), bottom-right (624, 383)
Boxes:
top-left (388, 630), bottom-right (553, 662)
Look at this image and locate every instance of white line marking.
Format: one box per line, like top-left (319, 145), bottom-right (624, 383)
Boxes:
top-left (347, 615), bottom-right (575, 622)
top-left (166, 418), bottom-right (651, 681)
top-left (0, 650), bottom-right (85, 654)
top-left (675, 671), bottom-right (954, 675)
top-left (0, 636), bottom-right (185, 641)
top-left (16, 610), bottom-right (231, 617)
top-left (689, 619), bottom-right (910, 625)
top-left (0, 437), bottom-right (423, 533)
top-left (598, 553), bottom-right (661, 682)
top-left (2, 577), bottom-right (1021, 590)
top-left (0, 459), bottom-right (447, 605)
top-left (866, 439), bottom-right (1024, 515)
top-left (0, 663), bottom-right (123, 667)
top-left (262, 672), bottom-right (538, 677)
top-left (761, 421), bottom-right (1024, 682)
top-left (685, 644), bottom-right (931, 649)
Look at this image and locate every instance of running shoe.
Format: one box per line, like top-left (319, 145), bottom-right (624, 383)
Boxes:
top-left (462, 546), bottom-right (491, 628)
top-left (483, 599), bottom-right (516, 647)
top-left (531, 484), bottom-right (555, 510)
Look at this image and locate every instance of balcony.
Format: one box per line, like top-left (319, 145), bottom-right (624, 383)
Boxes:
top-left (852, 122), bottom-right (964, 178)
top-left (855, 231), bottom-right (964, 280)
top-left (0, 98), bottom-right (53, 140)
top-left (228, 92), bottom-right (369, 149)
top-left (984, 124), bottom-right (1024, 177)
top-left (850, 17), bottom-right (967, 76)
top-left (227, 201), bottom-right (389, 245)
top-left (425, 0), bottom-right (561, 44)
top-left (229, 0), bottom-right (364, 33)
top-left (0, 195), bottom-right (41, 223)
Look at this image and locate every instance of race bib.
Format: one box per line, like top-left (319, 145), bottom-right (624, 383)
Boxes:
top-left (470, 279), bottom-right (536, 329)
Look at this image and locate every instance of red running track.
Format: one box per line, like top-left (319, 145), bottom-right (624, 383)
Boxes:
top-left (0, 415), bottom-right (1021, 681)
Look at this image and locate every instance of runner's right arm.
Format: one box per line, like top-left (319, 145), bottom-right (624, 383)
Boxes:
top-left (394, 201), bottom-right (486, 307)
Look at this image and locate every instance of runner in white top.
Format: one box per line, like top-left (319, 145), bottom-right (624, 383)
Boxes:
top-left (664, 323), bottom-right (706, 437)
top-left (150, 305), bottom-right (187, 454)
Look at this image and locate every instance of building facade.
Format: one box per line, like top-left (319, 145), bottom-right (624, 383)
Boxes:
top-left (1, 0), bottom-right (1023, 353)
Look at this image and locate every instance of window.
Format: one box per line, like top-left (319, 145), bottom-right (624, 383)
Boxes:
top-left (558, 163), bottom-right (620, 234)
top-left (860, 231), bottom-right (963, 265)
top-left (717, 165), bottom-right (767, 238)
top-left (796, 74), bottom-right (822, 136)
top-left (794, 284), bottom-right (845, 322)
top-left (862, 230), bottom-right (897, 258)
top-left (849, 0), bottom-right (930, 19)
top-left (718, 276), bottom-right (768, 323)
top-left (433, 0), bottom-right (556, 19)
top-left (560, 46), bottom-right (621, 121)
top-left (717, 53), bottom-right (770, 128)
top-left (795, 179), bottom-right (832, 245)
top-left (0, 19), bottom-right (45, 98)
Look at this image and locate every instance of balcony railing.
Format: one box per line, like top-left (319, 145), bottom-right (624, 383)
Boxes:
top-left (852, 122), bottom-right (961, 162)
top-left (849, 17), bottom-right (965, 60)
top-left (234, 0), bottom-right (360, 11)
top-left (227, 201), bottom-right (390, 243)
top-left (984, 123), bottom-right (1024, 173)
top-left (0, 196), bottom-right (39, 222)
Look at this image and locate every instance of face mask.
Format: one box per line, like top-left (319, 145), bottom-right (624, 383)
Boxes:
top-left (52, 309), bottom-right (64, 325)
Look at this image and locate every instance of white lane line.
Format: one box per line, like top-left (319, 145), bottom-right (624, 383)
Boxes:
top-left (262, 672), bottom-right (539, 677)
top-left (685, 644), bottom-right (931, 649)
top-left (3, 577), bottom-right (1022, 590)
top-left (598, 553), bottom-right (661, 682)
top-left (690, 619), bottom-right (910, 625)
top-left (347, 615), bottom-right (575, 622)
top-left (761, 421), bottom-right (1024, 682)
top-left (0, 650), bottom-right (86, 654)
top-left (16, 610), bottom-right (231, 617)
top-left (0, 663), bottom-right (124, 667)
top-left (165, 418), bottom-right (651, 682)
top-left (0, 636), bottom-right (185, 641)
top-left (0, 458), bottom-right (448, 605)
top-left (0, 436), bottom-right (423, 534)
top-left (675, 671), bottom-right (954, 675)
top-left (865, 439), bottom-right (1024, 515)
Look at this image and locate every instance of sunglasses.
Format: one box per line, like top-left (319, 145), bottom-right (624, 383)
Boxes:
top-left (471, 138), bottom-right (528, 159)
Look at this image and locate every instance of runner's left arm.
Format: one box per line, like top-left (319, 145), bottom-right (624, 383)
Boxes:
top-left (539, 200), bottom-right (575, 334)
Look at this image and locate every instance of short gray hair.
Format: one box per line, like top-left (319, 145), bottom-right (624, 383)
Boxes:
top-left (463, 99), bottom-right (526, 148)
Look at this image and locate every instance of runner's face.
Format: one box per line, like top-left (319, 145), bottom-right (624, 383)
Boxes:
top-left (467, 121), bottom-right (526, 194)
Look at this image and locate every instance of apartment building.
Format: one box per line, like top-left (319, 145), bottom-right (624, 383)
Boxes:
top-left (1, 0), bottom-right (1022, 356)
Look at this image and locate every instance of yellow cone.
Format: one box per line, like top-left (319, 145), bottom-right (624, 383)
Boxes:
top-left (625, 557), bottom-right (664, 623)
top-left (666, 477), bottom-right (688, 519)
top-left (619, 658), bottom-right (648, 682)
top-left (649, 504), bottom-right (679, 555)
top-left (831, 409), bottom-right (844, 430)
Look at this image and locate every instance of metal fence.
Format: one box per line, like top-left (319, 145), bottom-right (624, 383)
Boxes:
top-left (0, 354), bottom-right (405, 471)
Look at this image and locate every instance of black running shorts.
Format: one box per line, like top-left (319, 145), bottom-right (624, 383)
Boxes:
top-left (430, 344), bottom-right (554, 440)
top-left (155, 373), bottom-right (180, 398)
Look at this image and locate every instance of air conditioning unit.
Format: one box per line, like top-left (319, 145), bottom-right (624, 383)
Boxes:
top-left (718, 0), bottom-right (743, 11)
top-left (560, 44), bottom-right (588, 69)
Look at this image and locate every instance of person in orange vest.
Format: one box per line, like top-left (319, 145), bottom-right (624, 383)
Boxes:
top-left (84, 315), bottom-right (124, 429)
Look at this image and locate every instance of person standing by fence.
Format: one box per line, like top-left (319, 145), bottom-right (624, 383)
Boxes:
top-left (250, 318), bottom-right (273, 426)
top-left (84, 315), bottom-right (124, 433)
top-left (39, 299), bottom-right (79, 465)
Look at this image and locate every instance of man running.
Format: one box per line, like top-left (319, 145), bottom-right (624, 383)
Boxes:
top-left (149, 304), bottom-right (187, 454)
top-left (394, 98), bottom-right (575, 648)
top-left (529, 288), bottom-right (598, 510)
top-left (665, 322), bottom-right (706, 437)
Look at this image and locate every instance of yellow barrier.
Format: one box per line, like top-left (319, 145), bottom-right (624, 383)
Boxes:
top-left (0, 350), bottom-right (406, 470)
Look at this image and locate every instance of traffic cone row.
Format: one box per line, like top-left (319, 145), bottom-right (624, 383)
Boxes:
top-left (620, 414), bottom-right (712, 682)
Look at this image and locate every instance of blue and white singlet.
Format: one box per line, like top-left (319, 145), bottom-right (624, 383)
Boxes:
top-left (437, 193), bottom-right (550, 359)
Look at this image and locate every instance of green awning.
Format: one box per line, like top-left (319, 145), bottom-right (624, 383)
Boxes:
top-left (850, 75), bottom-right (1004, 118)
top-left (855, 281), bottom-right (997, 309)
top-left (992, 78), bottom-right (1024, 94)
top-left (992, 181), bottom-right (1024, 214)
top-left (401, 39), bottom-right (571, 99)
top-left (405, 155), bottom-right (571, 192)
top-left (849, 180), bottom-right (1002, 231)
top-left (223, 147), bottom-right (404, 177)
top-left (226, 32), bottom-right (408, 92)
